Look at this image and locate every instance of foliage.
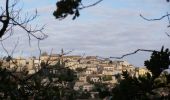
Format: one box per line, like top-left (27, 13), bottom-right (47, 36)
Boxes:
top-left (144, 46), bottom-right (170, 79)
top-left (112, 47), bottom-right (170, 100)
top-left (53, 0), bottom-right (81, 20)
top-left (86, 76), bottom-right (94, 84)
top-left (53, 0), bottom-right (103, 20)
top-left (163, 71), bottom-right (170, 84)
top-left (77, 90), bottom-right (91, 99)
top-left (112, 72), bottom-right (154, 100)
top-left (93, 82), bottom-right (107, 91)
top-left (0, 61), bottom-right (77, 99)
top-left (114, 73), bottom-right (122, 83)
top-left (102, 75), bottom-right (112, 81)
top-left (75, 67), bottom-right (85, 73)
top-left (93, 82), bottom-right (110, 99)
top-left (0, 68), bottom-right (18, 99)
top-left (41, 52), bottom-right (48, 56)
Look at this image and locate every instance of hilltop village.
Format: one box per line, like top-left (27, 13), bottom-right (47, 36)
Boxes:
top-left (1, 53), bottom-right (150, 93)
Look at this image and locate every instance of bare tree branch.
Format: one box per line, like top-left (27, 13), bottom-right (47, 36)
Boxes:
top-left (59, 49), bottom-right (74, 57)
top-left (110, 49), bottom-right (157, 59)
top-left (10, 37), bottom-right (19, 56)
top-left (0, 0), bottom-right (47, 40)
top-left (0, 38), bottom-right (20, 70)
top-left (44, 49), bottom-right (53, 66)
top-left (140, 12), bottom-right (170, 37)
top-left (38, 40), bottom-right (41, 61)
top-left (0, 0), bottom-right (10, 38)
top-left (37, 39), bottom-right (42, 70)
top-left (165, 32), bottom-right (170, 37)
top-left (97, 49), bottom-right (158, 60)
top-left (140, 13), bottom-right (170, 22)
top-left (1, 40), bottom-right (10, 56)
top-left (79, 0), bottom-right (103, 10)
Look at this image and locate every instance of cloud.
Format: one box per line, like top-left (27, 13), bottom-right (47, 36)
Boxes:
top-left (0, 0), bottom-right (169, 66)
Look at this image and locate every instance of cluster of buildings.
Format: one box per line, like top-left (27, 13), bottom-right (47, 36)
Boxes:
top-left (0, 53), bottom-right (151, 92)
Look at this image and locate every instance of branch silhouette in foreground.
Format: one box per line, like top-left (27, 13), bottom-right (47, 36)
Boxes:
top-left (0, 0), bottom-right (47, 40)
top-left (140, 12), bottom-right (170, 40)
top-left (140, 13), bottom-right (170, 22)
top-left (53, 0), bottom-right (103, 20)
top-left (97, 49), bottom-right (157, 60)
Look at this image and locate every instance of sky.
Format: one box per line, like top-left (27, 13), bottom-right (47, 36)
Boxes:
top-left (0, 0), bottom-right (170, 67)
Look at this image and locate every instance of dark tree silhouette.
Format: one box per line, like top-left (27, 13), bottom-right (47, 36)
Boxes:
top-left (144, 46), bottom-right (170, 79)
top-left (112, 71), bottom-right (154, 100)
top-left (0, 59), bottom-right (77, 99)
top-left (53, 0), bottom-right (103, 20)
